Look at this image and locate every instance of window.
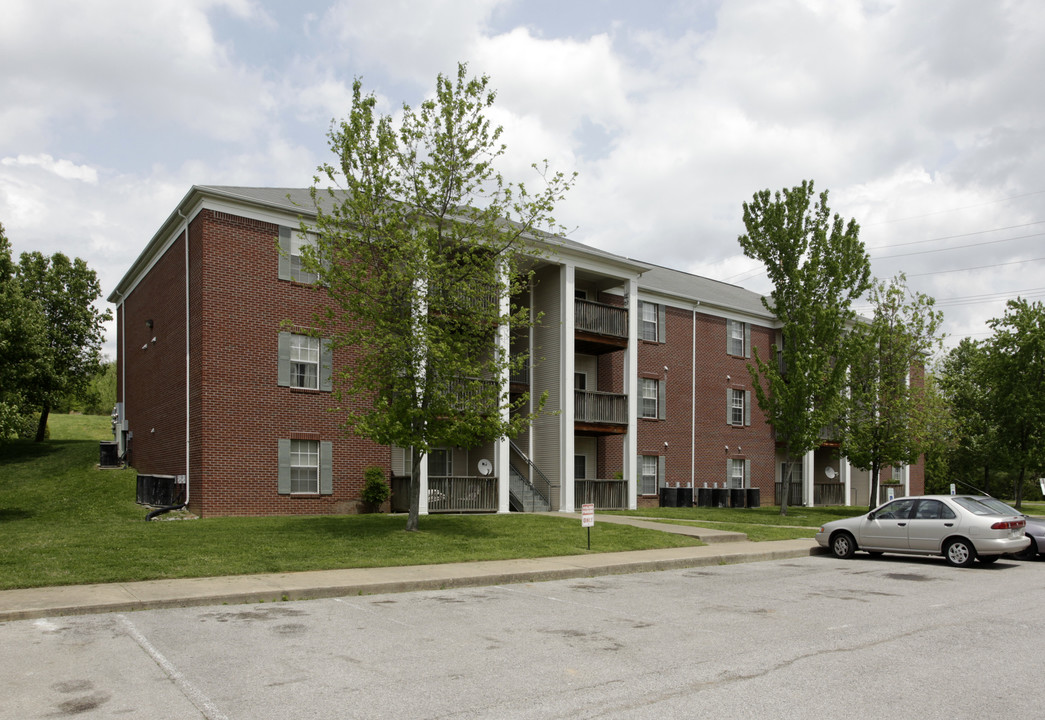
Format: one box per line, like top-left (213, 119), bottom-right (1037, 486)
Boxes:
top-left (574, 455), bottom-right (586, 480)
top-left (278, 332), bottom-right (332, 391)
top-left (429, 448), bottom-right (453, 477)
top-left (277, 438), bottom-right (332, 495)
top-left (641, 378), bottom-right (665, 419)
top-left (638, 301), bottom-right (666, 342)
top-left (575, 372), bottom-right (587, 390)
top-left (781, 461), bottom-right (803, 485)
top-left (727, 388), bottom-right (751, 426)
top-left (727, 320), bottom-right (750, 357)
top-left (290, 335), bottom-right (320, 389)
top-left (729, 458), bottom-right (748, 489)
top-left (639, 455), bottom-right (663, 495)
top-left (278, 226), bottom-right (320, 283)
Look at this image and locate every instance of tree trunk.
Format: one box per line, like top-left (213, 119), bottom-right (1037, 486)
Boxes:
top-left (1014, 465), bottom-right (1025, 510)
top-left (779, 444), bottom-right (791, 517)
top-left (34, 403), bottom-right (50, 442)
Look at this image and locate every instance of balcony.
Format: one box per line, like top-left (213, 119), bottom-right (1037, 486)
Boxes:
top-left (575, 299), bottom-right (628, 355)
top-left (574, 389), bottom-right (628, 436)
top-left (575, 479), bottom-right (628, 510)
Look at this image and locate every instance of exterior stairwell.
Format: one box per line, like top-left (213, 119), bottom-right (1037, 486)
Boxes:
top-left (507, 441), bottom-right (552, 512)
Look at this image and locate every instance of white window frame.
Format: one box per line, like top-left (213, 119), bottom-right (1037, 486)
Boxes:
top-left (730, 458), bottom-right (746, 489)
top-left (641, 378), bottom-right (659, 419)
top-left (429, 448), bottom-right (453, 477)
top-left (290, 334), bottom-right (320, 390)
top-left (290, 439), bottom-right (319, 494)
top-left (289, 230), bottom-right (318, 284)
top-left (731, 388), bottom-right (745, 426)
top-left (641, 301), bottom-right (658, 342)
top-left (640, 455), bottom-right (659, 495)
top-left (730, 321), bottom-right (745, 356)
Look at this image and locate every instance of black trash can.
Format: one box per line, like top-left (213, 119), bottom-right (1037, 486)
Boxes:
top-left (677, 488), bottom-right (693, 508)
top-left (746, 488), bottom-right (761, 508)
top-left (660, 487), bottom-right (678, 508)
top-left (730, 488), bottom-right (746, 508)
top-left (99, 441), bottom-right (119, 467)
top-left (711, 488), bottom-right (729, 508)
top-left (697, 487), bottom-right (712, 507)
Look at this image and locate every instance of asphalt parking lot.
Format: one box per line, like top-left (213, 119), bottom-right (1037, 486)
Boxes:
top-left (3, 554), bottom-right (1042, 719)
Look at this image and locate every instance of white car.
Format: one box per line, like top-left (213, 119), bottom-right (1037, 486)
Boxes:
top-left (815, 495), bottom-right (1031, 567)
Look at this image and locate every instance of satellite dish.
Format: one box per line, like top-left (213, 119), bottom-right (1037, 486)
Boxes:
top-left (825, 467), bottom-right (837, 479)
top-left (477, 459), bottom-right (493, 476)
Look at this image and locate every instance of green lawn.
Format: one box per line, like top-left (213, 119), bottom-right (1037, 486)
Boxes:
top-left (0, 416), bottom-right (701, 590)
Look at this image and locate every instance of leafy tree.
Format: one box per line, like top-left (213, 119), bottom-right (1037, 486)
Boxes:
top-left (840, 274), bottom-right (944, 508)
top-left (936, 339), bottom-right (1001, 496)
top-left (982, 298), bottom-right (1045, 508)
top-left (0, 223), bottom-right (45, 439)
top-left (306, 63), bottom-right (573, 531)
top-left (15, 249), bottom-right (111, 442)
top-left (738, 180), bottom-right (871, 515)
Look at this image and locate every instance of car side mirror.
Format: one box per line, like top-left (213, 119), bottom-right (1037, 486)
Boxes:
top-left (867, 512), bottom-right (876, 520)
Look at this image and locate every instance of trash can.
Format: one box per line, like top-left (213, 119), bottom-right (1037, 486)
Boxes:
top-left (677, 488), bottom-right (693, 508)
top-left (730, 488), bottom-right (746, 508)
top-left (746, 488), bottom-right (761, 508)
top-left (99, 441), bottom-right (119, 468)
top-left (711, 488), bottom-right (729, 508)
top-left (660, 487), bottom-right (678, 507)
top-left (697, 487), bottom-right (712, 507)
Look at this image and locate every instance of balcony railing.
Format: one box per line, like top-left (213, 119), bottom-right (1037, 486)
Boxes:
top-left (775, 482), bottom-right (848, 506)
top-left (575, 299), bottom-right (628, 338)
top-left (575, 479), bottom-right (628, 510)
top-left (575, 389), bottom-right (628, 425)
top-left (390, 475), bottom-right (498, 513)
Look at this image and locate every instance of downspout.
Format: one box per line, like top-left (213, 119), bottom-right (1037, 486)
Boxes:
top-left (147, 218), bottom-right (191, 520)
top-left (691, 302), bottom-right (699, 490)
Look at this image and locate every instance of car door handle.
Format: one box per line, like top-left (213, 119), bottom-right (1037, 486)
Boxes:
top-left (897, 523), bottom-right (907, 527)
top-left (944, 523), bottom-right (953, 527)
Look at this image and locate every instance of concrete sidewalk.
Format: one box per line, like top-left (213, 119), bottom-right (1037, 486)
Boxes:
top-left (0, 518), bottom-right (824, 622)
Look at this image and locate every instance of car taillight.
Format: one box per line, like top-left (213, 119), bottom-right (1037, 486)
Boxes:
top-left (990, 519), bottom-right (1026, 530)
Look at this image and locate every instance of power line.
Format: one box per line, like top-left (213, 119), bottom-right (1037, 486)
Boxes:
top-left (862, 189), bottom-right (1045, 226)
top-left (873, 230), bottom-right (1045, 259)
top-left (906, 255), bottom-right (1045, 278)
top-left (865, 220), bottom-right (1045, 250)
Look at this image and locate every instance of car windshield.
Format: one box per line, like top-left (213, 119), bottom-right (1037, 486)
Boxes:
top-left (974, 497), bottom-right (1020, 515)
top-left (952, 497), bottom-right (1004, 515)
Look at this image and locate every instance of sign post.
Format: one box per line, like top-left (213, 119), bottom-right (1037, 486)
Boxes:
top-left (581, 503), bottom-right (595, 550)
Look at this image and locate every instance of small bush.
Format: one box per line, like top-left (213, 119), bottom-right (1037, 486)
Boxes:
top-left (360, 466), bottom-right (390, 509)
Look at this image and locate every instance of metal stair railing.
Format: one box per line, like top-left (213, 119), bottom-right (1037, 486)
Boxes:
top-left (508, 440), bottom-right (551, 512)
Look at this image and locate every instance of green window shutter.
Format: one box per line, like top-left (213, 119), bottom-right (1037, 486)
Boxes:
top-left (726, 459), bottom-right (731, 484)
top-left (277, 332), bottom-right (291, 387)
top-left (320, 338), bottom-right (333, 392)
top-left (658, 379), bottom-right (666, 420)
top-left (744, 459), bottom-right (751, 487)
top-left (726, 320), bottom-right (734, 354)
top-left (277, 438), bottom-right (291, 494)
top-left (320, 441), bottom-right (333, 495)
top-left (745, 390), bottom-right (752, 426)
top-left (278, 227), bottom-right (292, 281)
top-left (658, 455), bottom-right (666, 489)
top-left (744, 322), bottom-right (751, 358)
top-left (726, 389), bottom-right (732, 425)
top-left (658, 304), bottom-right (667, 343)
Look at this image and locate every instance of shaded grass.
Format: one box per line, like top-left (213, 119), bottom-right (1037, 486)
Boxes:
top-left (0, 416), bottom-right (701, 590)
top-left (606, 505), bottom-right (867, 528)
top-left (642, 518), bottom-right (818, 542)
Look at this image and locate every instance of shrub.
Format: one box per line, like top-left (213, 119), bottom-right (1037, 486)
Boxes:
top-left (360, 466), bottom-right (390, 509)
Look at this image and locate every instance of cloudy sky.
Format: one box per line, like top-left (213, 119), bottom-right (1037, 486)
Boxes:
top-left (2, 0), bottom-right (1043, 360)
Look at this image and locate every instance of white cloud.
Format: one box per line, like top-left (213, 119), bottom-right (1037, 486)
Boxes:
top-left (1, 154), bottom-right (99, 184)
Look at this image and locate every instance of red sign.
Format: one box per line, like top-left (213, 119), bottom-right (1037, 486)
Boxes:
top-left (581, 503), bottom-right (595, 528)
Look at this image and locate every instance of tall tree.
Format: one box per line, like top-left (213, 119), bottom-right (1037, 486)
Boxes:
top-left (307, 63), bottom-right (574, 531)
top-left (16, 250), bottom-right (111, 441)
top-left (936, 339), bottom-right (1000, 496)
top-left (0, 223), bottom-right (45, 439)
top-left (738, 180), bottom-right (871, 515)
top-left (982, 298), bottom-right (1045, 508)
top-left (840, 274), bottom-right (943, 509)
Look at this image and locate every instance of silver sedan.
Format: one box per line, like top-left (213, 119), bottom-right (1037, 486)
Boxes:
top-left (815, 494), bottom-right (1031, 567)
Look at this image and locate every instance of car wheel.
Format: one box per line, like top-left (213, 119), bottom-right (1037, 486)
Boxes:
top-left (977, 555), bottom-right (1000, 565)
top-left (1013, 540), bottom-right (1038, 561)
top-left (831, 532), bottom-right (856, 559)
top-left (944, 539), bottom-right (976, 568)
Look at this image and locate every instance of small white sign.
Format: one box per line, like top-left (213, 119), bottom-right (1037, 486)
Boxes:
top-left (1040, 478), bottom-right (1045, 495)
top-left (581, 503), bottom-right (595, 528)
top-left (950, 483), bottom-right (956, 496)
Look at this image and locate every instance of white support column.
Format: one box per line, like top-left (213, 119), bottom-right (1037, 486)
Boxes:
top-left (625, 279), bottom-right (639, 509)
top-left (496, 260), bottom-right (511, 514)
top-left (561, 263), bottom-right (577, 513)
top-left (803, 449), bottom-right (815, 507)
top-left (901, 464), bottom-right (910, 497)
top-left (841, 457), bottom-right (851, 506)
top-left (418, 452), bottom-right (429, 516)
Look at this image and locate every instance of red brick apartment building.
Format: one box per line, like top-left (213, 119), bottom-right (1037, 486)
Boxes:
top-left (108, 186), bottom-right (922, 517)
